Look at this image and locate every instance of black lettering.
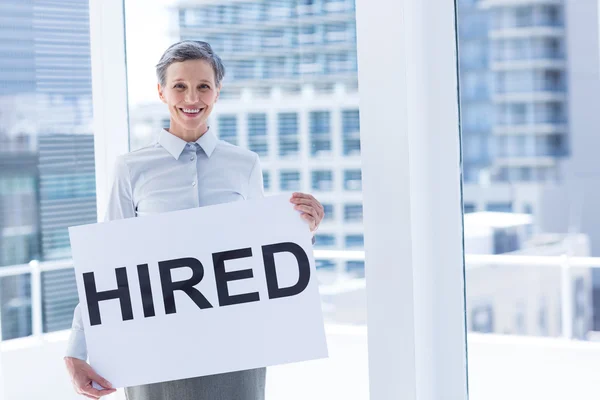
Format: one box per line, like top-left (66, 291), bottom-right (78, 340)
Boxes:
top-left (262, 242), bottom-right (311, 299)
top-left (137, 264), bottom-right (156, 318)
top-left (83, 267), bottom-right (133, 326)
top-left (213, 248), bottom-right (260, 306)
top-left (159, 257), bottom-right (213, 314)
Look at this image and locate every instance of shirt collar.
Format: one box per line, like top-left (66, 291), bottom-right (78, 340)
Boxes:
top-left (158, 128), bottom-right (218, 160)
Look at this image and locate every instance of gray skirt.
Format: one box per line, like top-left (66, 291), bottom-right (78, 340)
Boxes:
top-left (124, 368), bottom-right (266, 400)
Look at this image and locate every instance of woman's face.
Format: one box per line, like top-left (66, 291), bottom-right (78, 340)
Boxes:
top-left (158, 59), bottom-right (220, 135)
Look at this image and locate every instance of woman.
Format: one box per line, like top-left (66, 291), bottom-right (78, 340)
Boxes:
top-left (64, 40), bottom-right (324, 400)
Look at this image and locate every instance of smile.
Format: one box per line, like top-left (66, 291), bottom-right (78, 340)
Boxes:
top-left (181, 108), bottom-right (203, 113)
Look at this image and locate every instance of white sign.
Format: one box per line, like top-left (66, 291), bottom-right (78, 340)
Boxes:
top-left (69, 195), bottom-right (328, 389)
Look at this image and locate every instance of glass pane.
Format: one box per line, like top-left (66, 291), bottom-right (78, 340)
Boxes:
top-left (125, 0), bottom-right (367, 397)
top-left (458, 0), bottom-right (600, 397)
top-left (0, 275), bottom-right (32, 340)
top-left (42, 268), bottom-right (77, 333)
top-left (0, 0), bottom-right (95, 340)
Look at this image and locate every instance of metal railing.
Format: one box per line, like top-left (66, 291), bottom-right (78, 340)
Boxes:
top-left (1, 250), bottom-right (598, 341)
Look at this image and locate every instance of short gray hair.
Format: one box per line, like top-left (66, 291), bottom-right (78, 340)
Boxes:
top-left (156, 40), bottom-right (226, 88)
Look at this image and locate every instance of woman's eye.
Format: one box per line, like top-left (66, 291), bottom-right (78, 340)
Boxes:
top-left (200, 84), bottom-right (210, 89)
top-left (174, 84), bottom-right (185, 89)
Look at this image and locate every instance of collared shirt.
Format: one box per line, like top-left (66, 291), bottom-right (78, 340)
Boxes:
top-left (66, 128), bottom-right (264, 360)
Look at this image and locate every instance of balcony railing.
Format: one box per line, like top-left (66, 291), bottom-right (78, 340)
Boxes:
top-left (1, 251), bottom-right (599, 341)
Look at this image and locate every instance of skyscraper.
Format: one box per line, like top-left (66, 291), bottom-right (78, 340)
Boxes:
top-left (0, 0), bottom-right (95, 339)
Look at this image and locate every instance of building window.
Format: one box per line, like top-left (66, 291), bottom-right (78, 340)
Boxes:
top-left (299, 24), bottom-right (320, 45)
top-left (280, 171), bottom-right (301, 191)
top-left (263, 171), bottom-right (270, 191)
top-left (463, 203), bottom-right (476, 213)
top-left (326, 52), bottom-right (351, 73)
top-left (218, 115), bottom-right (237, 145)
top-left (514, 6), bottom-right (533, 27)
top-left (264, 55), bottom-right (286, 78)
top-left (342, 109), bottom-right (361, 155)
top-left (310, 111), bottom-right (331, 156)
top-left (344, 169), bottom-right (362, 191)
top-left (316, 259), bottom-right (336, 270)
top-left (345, 234), bottom-right (364, 248)
top-left (312, 170), bottom-right (334, 191)
top-left (324, 23), bottom-right (348, 42)
top-left (344, 204), bottom-right (363, 222)
top-left (315, 234), bottom-right (336, 248)
top-left (346, 261), bottom-right (365, 277)
top-left (248, 113), bottom-right (268, 157)
top-left (471, 305), bottom-right (494, 333)
top-left (323, 204), bottom-right (334, 221)
top-left (278, 113), bottom-right (300, 157)
top-left (486, 202), bottom-right (512, 212)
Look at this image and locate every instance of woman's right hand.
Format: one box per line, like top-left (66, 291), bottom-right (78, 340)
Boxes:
top-left (64, 356), bottom-right (116, 399)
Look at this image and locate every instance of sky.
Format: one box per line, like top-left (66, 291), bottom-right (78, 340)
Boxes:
top-left (124, 0), bottom-right (176, 107)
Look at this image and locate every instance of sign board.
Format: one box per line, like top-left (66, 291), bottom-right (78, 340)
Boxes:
top-left (69, 195), bottom-right (328, 388)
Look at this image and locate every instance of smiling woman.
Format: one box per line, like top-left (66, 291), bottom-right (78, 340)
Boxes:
top-left (63, 39), bottom-right (325, 400)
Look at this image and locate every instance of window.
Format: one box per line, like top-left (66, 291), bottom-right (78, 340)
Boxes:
top-left (310, 111), bottom-right (332, 156)
top-left (486, 202), bottom-right (513, 212)
top-left (464, 203), bottom-right (477, 213)
top-left (299, 25), bottom-right (319, 45)
top-left (123, 1), bottom-right (368, 397)
top-left (280, 171), bottom-right (301, 191)
top-left (326, 52), bottom-right (351, 73)
top-left (344, 169), bottom-right (362, 191)
top-left (470, 305), bottom-right (494, 333)
top-left (315, 234), bottom-right (336, 247)
top-left (316, 259), bottom-right (336, 270)
top-left (344, 204), bottom-right (363, 222)
top-left (343, 110), bottom-right (361, 155)
top-left (323, 203), bottom-right (334, 221)
top-left (514, 6), bottom-right (533, 27)
top-left (345, 234), bottom-right (364, 248)
top-left (218, 115), bottom-right (238, 145)
top-left (346, 261), bottom-right (365, 278)
top-left (325, 23), bottom-right (348, 42)
top-left (312, 170), bottom-right (334, 191)
top-left (263, 171), bottom-right (270, 191)
top-left (324, 0), bottom-right (349, 13)
top-left (264, 56), bottom-right (286, 78)
top-left (278, 113), bottom-right (300, 157)
top-left (247, 113), bottom-right (268, 157)
top-left (0, 1), bottom-right (97, 339)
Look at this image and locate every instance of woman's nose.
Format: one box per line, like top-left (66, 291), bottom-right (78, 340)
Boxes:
top-left (185, 90), bottom-right (200, 104)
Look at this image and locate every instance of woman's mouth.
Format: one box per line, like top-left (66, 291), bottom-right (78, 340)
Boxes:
top-left (180, 107), bottom-right (204, 118)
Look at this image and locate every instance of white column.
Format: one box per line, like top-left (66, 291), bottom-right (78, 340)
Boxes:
top-left (90, 0), bottom-right (130, 221)
top-left (355, 0), bottom-right (468, 398)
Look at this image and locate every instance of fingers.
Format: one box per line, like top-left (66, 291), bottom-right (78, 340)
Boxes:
top-left (290, 196), bottom-right (324, 219)
top-left (88, 370), bottom-right (113, 390)
top-left (290, 192), bottom-right (324, 232)
top-left (294, 204), bottom-right (318, 219)
top-left (80, 386), bottom-right (116, 399)
top-left (301, 213), bottom-right (317, 231)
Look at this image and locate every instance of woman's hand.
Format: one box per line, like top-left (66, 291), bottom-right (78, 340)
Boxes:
top-left (65, 356), bottom-right (116, 399)
top-left (290, 192), bottom-right (324, 233)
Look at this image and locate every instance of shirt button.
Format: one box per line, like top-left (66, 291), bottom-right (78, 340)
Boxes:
top-left (190, 156), bottom-right (195, 161)
top-left (192, 181), bottom-right (197, 187)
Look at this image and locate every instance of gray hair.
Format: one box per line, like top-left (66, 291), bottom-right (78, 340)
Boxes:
top-left (156, 40), bottom-right (226, 88)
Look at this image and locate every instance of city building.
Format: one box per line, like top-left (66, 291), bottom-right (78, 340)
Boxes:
top-left (130, 0), bottom-right (364, 277)
top-left (0, 0), bottom-right (95, 338)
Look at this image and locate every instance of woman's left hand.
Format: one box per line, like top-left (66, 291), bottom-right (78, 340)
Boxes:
top-left (290, 192), bottom-right (324, 233)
